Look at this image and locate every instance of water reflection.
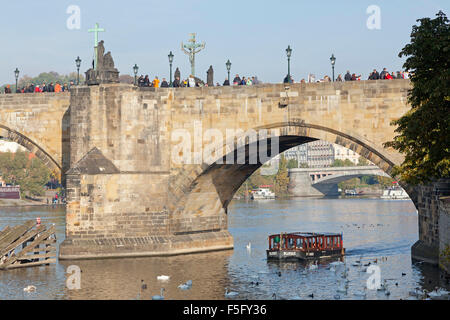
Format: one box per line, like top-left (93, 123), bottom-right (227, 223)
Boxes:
top-left (59, 251), bottom-right (233, 300)
top-left (0, 198), bottom-right (449, 300)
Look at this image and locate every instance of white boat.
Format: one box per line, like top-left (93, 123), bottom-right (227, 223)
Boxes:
top-left (251, 187), bottom-right (275, 200)
top-left (381, 186), bottom-right (409, 200)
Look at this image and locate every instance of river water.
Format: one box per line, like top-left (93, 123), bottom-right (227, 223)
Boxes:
top-left (0, 198), bottom-right (448, 300)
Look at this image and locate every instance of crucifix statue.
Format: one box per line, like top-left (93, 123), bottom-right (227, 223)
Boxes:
top-left (88, 22), bottom-right (105, 70)
top-left (181, 33), bottom-right (205, 77)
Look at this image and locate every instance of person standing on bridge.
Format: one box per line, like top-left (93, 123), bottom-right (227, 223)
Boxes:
top-left (380, 68), bottom-right (388, 79)
top-left (173, 76), bottom-right (181, 87)
top-left (4, 85), bottom-right (12, 94)
top-left (188, 75), bottom-right (196, 87)
top-left (344, 71), bottom-right (352, 81)
top-left (160, 78), bottom-right (169, 87)
top-left (233, 74), bottom-right (241, 85)
top-left (152, 76), bottom-right (160, 88)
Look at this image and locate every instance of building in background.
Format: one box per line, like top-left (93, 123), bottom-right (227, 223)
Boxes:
top-left (0, 141), bottom-right (25, 153)
top-left (282, 140), bottom-right (369, 168)
top-left (333, 144), bottom-right (360, 165)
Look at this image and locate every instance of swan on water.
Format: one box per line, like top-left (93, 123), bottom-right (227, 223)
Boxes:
top-left (225, 288), bottom-right (239, 298)
top-left (152, 288), bottom-right (165, 300)
top-left (23, 285), bottom-right (36, 292)
top-left (308, 262), bottom-right (318, 270)
top-left (246, 242), bottom-right (251, 250)
top-left (178, 280), bottom-right (193, 290)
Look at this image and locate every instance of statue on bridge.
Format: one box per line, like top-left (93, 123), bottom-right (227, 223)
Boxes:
top-left (85, 26), bottom-right (120, 85)
top-left (181, 33), bottom-right (205, 77)
top-left (206, 65), bottom-right (214, 86)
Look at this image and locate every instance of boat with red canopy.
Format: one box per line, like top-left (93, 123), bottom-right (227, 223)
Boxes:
top-left (267, 232), bottom-right (345, 261)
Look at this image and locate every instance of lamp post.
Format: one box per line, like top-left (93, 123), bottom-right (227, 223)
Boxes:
top-left (75, 56), bottom-right (81, 85)
top-left (14, 68), bottom-right (19, 93)
top-left (133, 64), bottom-right (139, 86)
top-left (285, 46), bottom-right (292, 83)
top-left (168, 51), bottom-right (174, 87)
top-left (330, 54), bottom-right (336, 82)
top-left (226, 59), bottom-right (231, 84)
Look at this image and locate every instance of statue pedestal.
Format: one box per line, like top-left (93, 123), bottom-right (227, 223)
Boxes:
top-left (85, 69), bottom-right (119, 86)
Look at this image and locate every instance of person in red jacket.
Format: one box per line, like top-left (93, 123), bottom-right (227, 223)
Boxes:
top-left (34, 85), bottom-right (41, 93)
top-left (385, 73), bottom-right (393, 80)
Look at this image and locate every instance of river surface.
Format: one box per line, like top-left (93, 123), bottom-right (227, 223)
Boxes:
top-left (0, 198), bottom-right (448, 300)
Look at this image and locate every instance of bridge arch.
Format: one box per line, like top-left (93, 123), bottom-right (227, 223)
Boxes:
top-left (0, 123), bottom-right (61, 175)
top-left (168, 122), bottom-right (416, 233)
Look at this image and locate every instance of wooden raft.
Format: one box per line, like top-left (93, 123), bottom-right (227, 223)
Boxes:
top-left (0, 220), bottom-right (57, 270)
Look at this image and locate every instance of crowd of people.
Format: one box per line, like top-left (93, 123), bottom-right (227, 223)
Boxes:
top-left (136, 74), bottom-right (261, 88)
top-left (3, 81), bottom-right (75, 94)
top-left (3, 67), bottom-right (409, 94)
top-left (284, 68), bottom-right (410, 84)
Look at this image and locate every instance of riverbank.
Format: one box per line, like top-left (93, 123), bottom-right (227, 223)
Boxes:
top-left (0, 198), bottom-right (63, 208)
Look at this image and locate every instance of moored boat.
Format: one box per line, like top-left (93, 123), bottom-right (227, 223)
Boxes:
top-left (267, 232), bottom-right (345, 261)
top-left (0, 186), bottom-right (20, 199)
top-left (251, 186), bottom-right (275, 200)
top-left (381, 182), bottom-right (409, 200)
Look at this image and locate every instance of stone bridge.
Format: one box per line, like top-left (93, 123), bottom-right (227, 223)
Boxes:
top-left (0, 92), bottom-right (70, 176)
top-left (289, 166), bottom-right (390, 197)
top-left (1, 79), bottom-right (443, 264)
top-left (57, 79), bottom-right (415, 259)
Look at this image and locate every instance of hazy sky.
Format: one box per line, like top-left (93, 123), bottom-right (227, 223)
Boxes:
top-left (0, 0), bottom-right (448, 85)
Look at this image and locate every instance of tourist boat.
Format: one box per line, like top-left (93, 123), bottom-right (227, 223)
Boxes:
top-left (0, 185), bottom-right (20, 199)
top-left (381, 182), bottom-right (409, 200)
top-left (267, 232), bottom-right (345, 261)
top-left (251, 186), bottom-right (275, 200)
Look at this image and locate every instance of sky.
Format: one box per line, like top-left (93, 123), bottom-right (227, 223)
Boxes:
top-left (0, 0), bottom-right (448, 85)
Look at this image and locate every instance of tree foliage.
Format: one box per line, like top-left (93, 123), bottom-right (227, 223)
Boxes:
top-left (0, 151), bottom-right (50, 196)
top-left (384, 11), bottom-right (450, 184)
top-left (331, 159), bottom-right (355, 167)
top-left (1, 71), bottom-right (84, 92)
top-left (286, 158), bottom-right (298, 169)
top-left (273, 155), bottom-right (290, 197)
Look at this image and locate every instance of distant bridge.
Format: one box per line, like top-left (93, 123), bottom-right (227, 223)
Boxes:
top-left (288, 166), bottom-right (389, 197)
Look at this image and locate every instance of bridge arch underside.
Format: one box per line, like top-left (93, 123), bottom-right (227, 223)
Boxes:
top-left (312, 173), bottom-right (389, 186)
top-left (168, 124), bottom-right (417, 235)
top-left (309, 173), bottom-right (390, 197)
top-left (0, 124), bottom-right (61, 175)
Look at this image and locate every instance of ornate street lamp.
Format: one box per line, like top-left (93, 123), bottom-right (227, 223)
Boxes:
top-left (168, 51), bottom-right (174, 87)
top-left (330, 54), bottom-right (336, 82)
top-left (285, 45), bottom-right (292, 83)
top-left (14, 68), bottom-right (20, 93)
top-left (133, 64), bottom-right (139, 86)
top-left (75, 56), bottom-right (81, 85)
top-left (226, 59), bottom-right (231, 83)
